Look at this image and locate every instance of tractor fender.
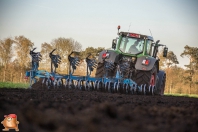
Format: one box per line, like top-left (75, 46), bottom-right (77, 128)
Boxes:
top-left (97, 50), bottom-right (120, 63)
top-left (135, 56), bottom-right (157, 71)
top-left (156, 70), bottom-right (166, 94)
top-left (156, 70), bottom-right (166, 88)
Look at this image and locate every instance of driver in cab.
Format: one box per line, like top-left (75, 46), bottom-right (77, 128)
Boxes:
top-left (129, 40), bottom-right (140, 53)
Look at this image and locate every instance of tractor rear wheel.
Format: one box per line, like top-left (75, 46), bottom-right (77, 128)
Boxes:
top-left (95, 62), bottom-right (116, 78)
top-left (134, 65), bottom-right (157, 88)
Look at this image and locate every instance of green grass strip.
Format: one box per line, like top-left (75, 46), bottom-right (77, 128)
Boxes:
top-left (165, 93), bottom-right (198, 98)
top-left (0, 82), bottom-right (29, 88)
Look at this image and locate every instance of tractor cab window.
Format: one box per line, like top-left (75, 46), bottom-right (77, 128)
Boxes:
top-left (146, 40), bottom-right (153, 55)
top-left (119, 37), bottom-right (144, 54)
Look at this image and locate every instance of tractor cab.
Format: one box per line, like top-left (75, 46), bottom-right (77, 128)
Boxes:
top-left (112, 32), bottom-right (154, 56)
top-left (112, 26), bottom-right (168, 58)
top-left (112, 26), bottom-right (154, 56)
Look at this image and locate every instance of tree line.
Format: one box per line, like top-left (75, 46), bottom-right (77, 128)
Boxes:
top-left (0, 36), bottom-right (198, 94)
top-left (158, 46), bottom-right (198, 94)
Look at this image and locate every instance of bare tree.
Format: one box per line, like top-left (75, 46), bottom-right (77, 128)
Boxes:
top-left (40, 37), bottom-right (82, 73)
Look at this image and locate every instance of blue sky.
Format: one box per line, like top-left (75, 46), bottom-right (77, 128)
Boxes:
top-left (0, 0), bottom-right (198, 68)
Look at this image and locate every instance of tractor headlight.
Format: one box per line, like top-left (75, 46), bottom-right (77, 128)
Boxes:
top-left (142, 59), bottom-right (150, 65)
top-left (131, 57), bottom-right (136, 62)
top-left (102, 53), bottom-right (110, 59)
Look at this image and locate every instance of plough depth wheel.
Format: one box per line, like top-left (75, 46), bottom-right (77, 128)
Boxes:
top-left (97, 81), bottom-right (103, 91)
top-left (77, 80), bottom-right (84, 90)
top-left (108, 82), bottom-right (113, 93)
top-left (44, 78), bottom-right (52, 89)
top-left (85, 81), bottom-right (93, 91)
top-left (55, 78), bottom-right (63, 88)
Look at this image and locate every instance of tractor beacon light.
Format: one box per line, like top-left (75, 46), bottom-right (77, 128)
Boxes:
top-left (117, 25), bottom-right (121, 35)
top-left (117, 25), bottom-right (120, 30)
top-left (129, 33), bottom-right (140, 38)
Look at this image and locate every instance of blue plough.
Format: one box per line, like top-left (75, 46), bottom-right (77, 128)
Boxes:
top-left (25, 48), bottom-right (155, 95)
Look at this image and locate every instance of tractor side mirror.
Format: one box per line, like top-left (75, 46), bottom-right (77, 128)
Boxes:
top-left (163, 47), bottom-right (168, 57)
top-left (156, 40), bottom-right (160, 44)
top-left (112, 39), bottom-right (117, 50)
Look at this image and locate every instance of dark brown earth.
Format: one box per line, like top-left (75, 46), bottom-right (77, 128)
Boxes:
top-left (0, 86), bottom-right (198, 132)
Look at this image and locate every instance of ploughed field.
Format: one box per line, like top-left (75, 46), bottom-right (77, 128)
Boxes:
top-left (0, 86), bottom-right (198, 132)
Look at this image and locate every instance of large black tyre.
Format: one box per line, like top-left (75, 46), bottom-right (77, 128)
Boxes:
top-left (95, 62), bottom-right (116, 78)
top-left (133, 65), bottom-right (157, 87)
top-left (95, 63), bottom-right (105, 78)
top-left (156, 70), bottom-right (166, 95)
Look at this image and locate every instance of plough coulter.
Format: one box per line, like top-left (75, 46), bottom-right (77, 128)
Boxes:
top-left (25, 25), bottom-right (168, 95)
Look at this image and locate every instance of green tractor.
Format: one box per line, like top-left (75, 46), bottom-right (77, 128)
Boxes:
top-left (95, 25), bottom-right (168, 95)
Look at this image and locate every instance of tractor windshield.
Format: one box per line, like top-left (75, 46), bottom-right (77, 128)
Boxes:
top-left (119, 37), bottom-right (144, 54)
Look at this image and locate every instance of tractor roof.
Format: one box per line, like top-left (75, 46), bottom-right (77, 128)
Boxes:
top-left (120, 32), bottom-right (154, 41)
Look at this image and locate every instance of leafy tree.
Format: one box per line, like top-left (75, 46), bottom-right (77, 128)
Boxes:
top-left (165, 66), bottom-right (185, 93)
top-left (159, 50), bottom-right (179, 69)
top-left (0, 37), bottom-right (14, 82)
top-left (166, 51), bottom-right (179, 68)
top-left (181, 45), bottom-right (198, 94)
top-left (181, 45), bottom-right (198, 70)
top-left (14, 36), bottom-right (34, 69)
top-left (40, 42), bottom-right (53, 70)
top-left (14, 36), bottom-right (34, 82)
top-left (81, 47), bottom-right (105, 59)
top-left (158, 50), bottom-right (179, 93)
top-left (0, 37), bottom-right (13, 68)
